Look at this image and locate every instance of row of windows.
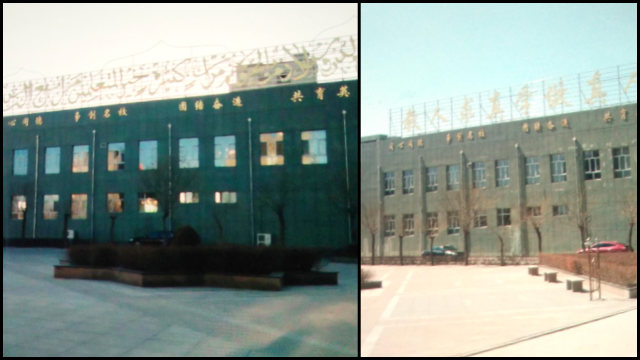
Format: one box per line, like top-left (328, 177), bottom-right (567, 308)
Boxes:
top-left (384, 147), bottom-right (632, 195)
top-left (10, 191), bottom-right (238, 220)
top-left (383, 205), bottom-right (572, 237)
top-left (11, 130), bottom-right (328, 176)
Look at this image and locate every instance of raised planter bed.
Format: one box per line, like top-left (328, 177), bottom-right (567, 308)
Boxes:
top-left (361, 280), bottom-right (382, 290)
top-left (54, 265), bottom-right (336, 291)
top-left (283, 271), bottom-right (338, 286)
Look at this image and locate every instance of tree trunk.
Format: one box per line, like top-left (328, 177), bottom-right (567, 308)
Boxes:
top-left (370, 233), bottom-right (376, 265)
top-left (628, 223), bottom-right (635, 252)
top-left (463, 230), bottom-right (470, 266)
top-left (534, 226), bottom-right (542, 253)
top-left (498, 235), bottom-right (505, 266)
top-left (430, 236), bottom-right (435, 266)
top-left (399, 235), bottom-right (404, 266)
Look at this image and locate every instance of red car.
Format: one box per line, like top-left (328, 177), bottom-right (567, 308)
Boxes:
top-left (576, 241), bottom-right (629, 254)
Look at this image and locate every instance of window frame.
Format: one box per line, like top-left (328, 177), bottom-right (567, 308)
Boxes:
top-left (550, 154), bottom-right (567, 183)
top-left (583, 150), bottom-right (601, 180)
top-left (495, 160), bottom-right (510, 187)
top-left (612, 147), bottom-right (631, 179)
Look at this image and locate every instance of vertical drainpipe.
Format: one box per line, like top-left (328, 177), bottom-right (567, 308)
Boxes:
top-left (342, 109), bottom-right (352, 245)
top-left (168, 123), bottom-right (172, 232)
top-left (33, 134), bottom-right (40, 239)
top-left (91, 129), bottom-right (96, 243)
top-left (248, 117), bottom-right (255, 245)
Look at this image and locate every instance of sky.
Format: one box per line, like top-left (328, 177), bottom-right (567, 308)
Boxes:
top-left (361, 3), bottom-right (637, 137)
top-left (3, 3), bottom-right (357, 83)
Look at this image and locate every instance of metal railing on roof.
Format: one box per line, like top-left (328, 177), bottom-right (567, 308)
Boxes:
top-left (3, 35), bottom-right (358, 116)
top-left (389, 63), bottom-right (637, 138)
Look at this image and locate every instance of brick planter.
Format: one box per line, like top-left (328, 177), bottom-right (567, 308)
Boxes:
top-left (361, 281), bottom-right (382, 290)
top-left (283, 271), bottom-right (338, 286)
top-left (54, 265), bottom-right (282, 291)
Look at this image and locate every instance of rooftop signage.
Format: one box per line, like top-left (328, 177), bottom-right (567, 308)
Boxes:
top-left (3, 35), bottom-right (357, 116)
top-left (388, 63), bottom-right (636, 137)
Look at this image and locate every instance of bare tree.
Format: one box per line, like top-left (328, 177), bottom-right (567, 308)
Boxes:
top-left (424, 212), bottom-right (439, 266)
top-left (442, 188), bottom-right (487, 265)
top-left (361, 202), bottom-right (379, 265)
top-left (139, 158), bottom-right (199, 232)
top-left (569, 186), bottom-right (591, 251)
top-left (522, 196), bottom-right (550, 253)
top-left (620, 192), bottom-right (637, 252)
top-left (256, 174), bottom-right (297, 247)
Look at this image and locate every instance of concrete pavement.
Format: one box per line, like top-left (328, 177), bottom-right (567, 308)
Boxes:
top-left (361, 264), bottom-right (636, 357)
top-left (3, 248), bottom-right (357, 357)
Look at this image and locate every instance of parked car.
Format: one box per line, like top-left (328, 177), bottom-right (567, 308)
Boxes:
top-left (129, 231), bottom-right (174, 246)
top-left (422, 245), bottom-right (462, 257)
top-left (576, 241), bottom-right (629, 254)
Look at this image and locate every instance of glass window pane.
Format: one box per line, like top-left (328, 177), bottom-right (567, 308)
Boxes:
top-left (13, 149), bottom-right (28, 175)
top-left (107, 193), bottom-right (124, 213)
top-left (71, 194), bottom-right (88, 219)
top-left (12, 195), bottom-right (27, 220)
top-left (179, 138), bottom-right (199, 168)
top-left (43, 194), bottom-right (59, 219)
top-left (45, 147), bottom-right (60, 174)
top-left (138, 193), bottom-right (158, 213)
top-left (72, 145), bottom-right (89, 173)
top-left (108, 142), bottom-right (125, 171)
top-left (260, 132), bottom-right (284, 166)
top-left (301, 130), bottom-right (327, 165)
top-left (215, 135), bottom-right (236, 167)
top-left (139, 140), bottom-right (157, 170)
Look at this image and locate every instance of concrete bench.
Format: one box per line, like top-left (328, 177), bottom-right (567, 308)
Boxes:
top-left (566, 279), bottom-right (584, 292)
top-left (528, 266), bottom-right (539, 276)
top-left (544, 272), bottom-right (557, 282)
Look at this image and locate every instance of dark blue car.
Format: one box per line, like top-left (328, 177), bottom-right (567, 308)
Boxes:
top-left (129, 231), bottom-right (174, 246)
top-left (422, 245), bottom-right (462, 257)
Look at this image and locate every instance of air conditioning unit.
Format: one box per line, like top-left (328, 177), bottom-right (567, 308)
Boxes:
top-left (257, 233), bottom-right (271, 247)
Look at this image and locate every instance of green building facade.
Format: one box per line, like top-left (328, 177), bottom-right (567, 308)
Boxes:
top-left (361, 103), bottom-right (637, 257)
top-left (4, 80), bottom-right (358, 249)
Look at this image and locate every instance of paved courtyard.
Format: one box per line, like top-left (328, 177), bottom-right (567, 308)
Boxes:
top-left (361, 264), bottom-right (637, 357)
top-left (3, 248), bottom-right (357, 357)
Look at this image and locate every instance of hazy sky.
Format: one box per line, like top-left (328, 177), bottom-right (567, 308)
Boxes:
top-left (3, 3), bottom-right (357, 83)
top-left (362, 3), bottom-right (637, 137)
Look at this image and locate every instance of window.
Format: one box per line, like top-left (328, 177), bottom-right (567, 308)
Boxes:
top-left (11, 195), bottom-right (27, 220)
top-left (43, 194), bottom-right (59, 219)
top-left (384, 215), bottom-right (395, 237)
top-left (384, 172), bottom-right (395, 195)
top-left (497, 208), bottom-right (511, 226)
top-left (107, 142), bottom-right (125, 171)
top-left (472, 162), bottom-right (486, 188)
top-left (179, 138), bottom-right (199, 168)
top-left (45, 147), bottom-right (60, 174)
top-left (179, 192), bottom-right (200, 204)
top-left (474, 210), bottom-right (487, 228)
top-left (107, 193), bottom-right (124, 213)
top-left (526, 206), bottom-right (541, 217)
top-left (215, 135), bottom-right (236, 167)
top-left (426, 212), bottom-right (439, 235)
top-left (301, 130), bottom-right (327, 165)
top-left (72, 145), bottom-right (89, 173)
top-left (214, 191), bottom-right (237, 204)
top-left (260, 132), bottom-right (284, 166)
top-left (613, 147), bottom-right (631, 178)
top-left (426, 167), bottom-right (438, 192)
top-left (71, 194), bottom-right (88, 219)
top-left (550, 154), bottom-right (567, 183)
top-left (495, 160), bottom-right (510, 187)
top-left (13, 149), bottom-right (28, 175)
top-left (553, 205), bottom-right (568, 216)
top-left (139, 140), bottom-right (157, 170)
top-left (402, 170), bottom-right (414, 194)
top-left (447, 165), bottom-right (459, 190)
top-left (583, 150), bottom-right (601, 180)
top-left (525, 157), bottom-right (540, 185)
top-left (447, 211), bottom-right (460, 234)
top-left (403, 214), bottom-right (415, 236)
top-left (138, 193), bottom-right (158, 213)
